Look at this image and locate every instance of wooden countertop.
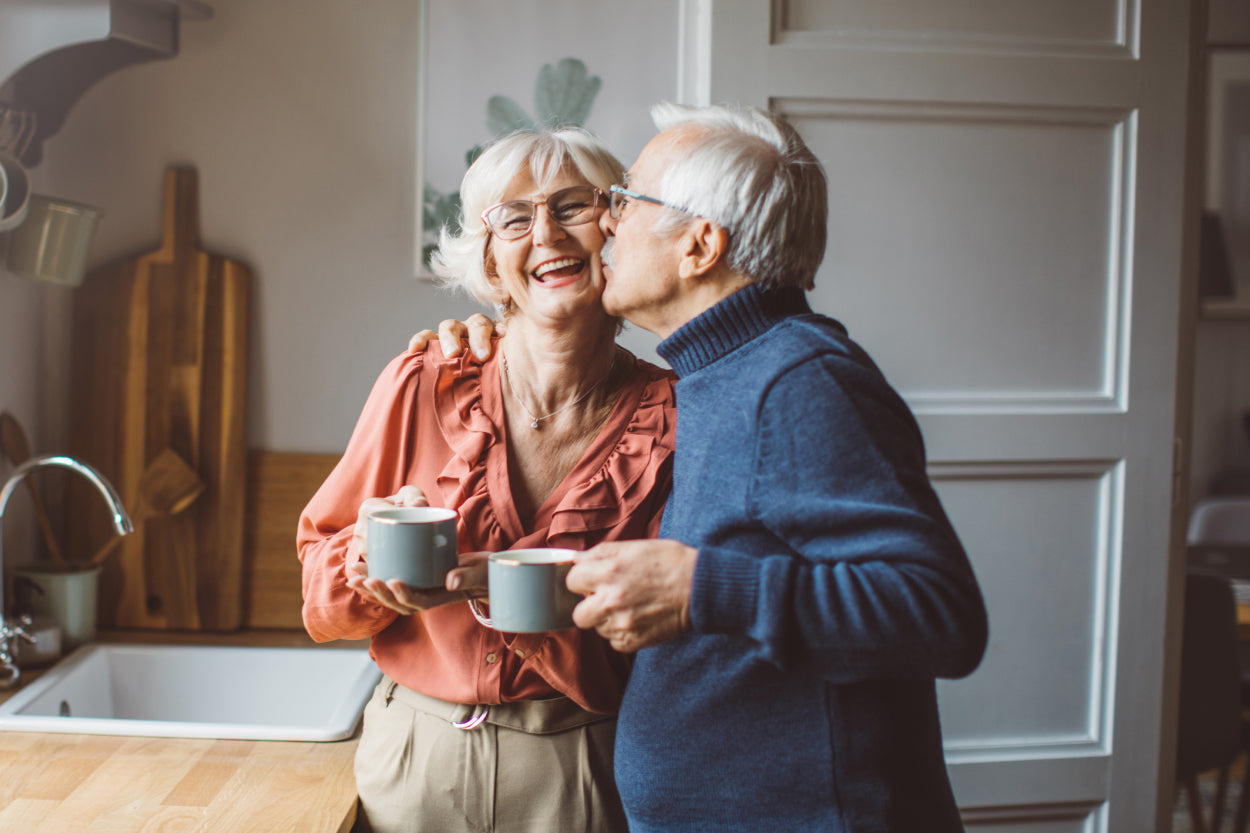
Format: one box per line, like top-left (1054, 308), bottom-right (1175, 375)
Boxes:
top-left (0, 630), bottom-right (366, 833)
top-left (0, 731), bottom-right (357, 832)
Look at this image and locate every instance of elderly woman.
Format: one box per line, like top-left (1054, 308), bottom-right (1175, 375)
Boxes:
top-left (297, 127), bottom-right (676, 833)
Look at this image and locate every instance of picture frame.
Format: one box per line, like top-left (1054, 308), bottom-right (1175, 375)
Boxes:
top-left (413, 0), bottom-right (683, 281)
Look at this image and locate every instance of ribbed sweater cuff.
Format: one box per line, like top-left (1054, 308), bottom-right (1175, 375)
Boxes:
top-left (689, 545), bottom-right (762, 635)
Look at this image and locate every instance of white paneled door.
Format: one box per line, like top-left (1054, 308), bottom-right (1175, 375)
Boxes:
top-left (682, 1), bottom-right (1194, 830)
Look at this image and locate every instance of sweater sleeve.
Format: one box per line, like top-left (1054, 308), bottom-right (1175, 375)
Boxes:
top-left (297, 351), bottom-right (427, 642)
top-left (689, 353), bottom-right (988, 683)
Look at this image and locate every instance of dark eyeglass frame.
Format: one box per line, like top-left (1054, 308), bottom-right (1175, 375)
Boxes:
top-left (480, 186), bottom-right (605, 240)
top-left (608, 185), bottom-right (694, 220)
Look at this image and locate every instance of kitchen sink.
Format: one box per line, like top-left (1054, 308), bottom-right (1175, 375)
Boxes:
top-left (0, 643), bottom-right (381, 741)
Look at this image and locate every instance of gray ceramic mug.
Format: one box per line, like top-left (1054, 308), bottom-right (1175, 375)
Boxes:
top-left (468, 548), bottom-right (581, 633)
top-left (366, 506), bottom-right (458, 588)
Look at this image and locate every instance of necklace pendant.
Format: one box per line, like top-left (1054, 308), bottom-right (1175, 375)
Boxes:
top-left (531, 420), bottom-right (539, 429)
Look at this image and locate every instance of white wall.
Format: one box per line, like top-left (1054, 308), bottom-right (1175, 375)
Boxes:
top-left (29, 0), bottom-right (488, 453)
top-left (25, 0), bottom-right (671, 455)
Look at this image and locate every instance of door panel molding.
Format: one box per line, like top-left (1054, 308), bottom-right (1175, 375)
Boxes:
top-left (935, 461), bottom-right (1121, 758)
top-left (778, 98), bottom-right (1136, 411)
top-left (776, 0), bottom-right (1139, 58)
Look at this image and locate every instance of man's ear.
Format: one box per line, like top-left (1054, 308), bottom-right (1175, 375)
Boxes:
top-left (678, 219), bottom-right (730, 280)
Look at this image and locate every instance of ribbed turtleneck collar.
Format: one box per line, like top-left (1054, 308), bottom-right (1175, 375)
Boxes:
top-left (657, 284), bottom-right (812, 378)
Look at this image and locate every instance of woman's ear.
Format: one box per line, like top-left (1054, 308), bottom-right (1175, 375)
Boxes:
top-left (678, 220), bottom-right (731, 280)
top-left (483, 248), bottom-right (510, 306)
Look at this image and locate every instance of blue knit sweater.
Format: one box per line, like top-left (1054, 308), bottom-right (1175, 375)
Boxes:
top-left (615, 285), bottom-right (988, 833)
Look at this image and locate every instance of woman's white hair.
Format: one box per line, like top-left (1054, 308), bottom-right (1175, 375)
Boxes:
top-left (429, 127), bottom-right (625, 309)
top-left (648, 101), bottom-right (828, 290)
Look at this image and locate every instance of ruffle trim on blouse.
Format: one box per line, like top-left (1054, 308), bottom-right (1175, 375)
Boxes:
top-left (430, 349), bottom-right (675, 545)
top-left (548, 363), bottom-right (676, 540)
top-left (431, 349), bottom-right (502, 547)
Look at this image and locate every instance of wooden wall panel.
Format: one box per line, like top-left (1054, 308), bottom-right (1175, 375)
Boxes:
top-left (243, 452), bottom-right (339, 630)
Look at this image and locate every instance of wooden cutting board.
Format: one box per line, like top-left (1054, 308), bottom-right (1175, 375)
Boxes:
top-left (67, 167), bottom-right (249, 631)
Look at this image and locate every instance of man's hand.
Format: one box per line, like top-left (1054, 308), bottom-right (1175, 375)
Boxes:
top-left (566, 539), bottom-right (697, 653)
top-left (408, 313), bottom-right (502, 361)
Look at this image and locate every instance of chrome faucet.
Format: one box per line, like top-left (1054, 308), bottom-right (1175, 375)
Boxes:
top-left (0, 455), bottom-right (133, 688)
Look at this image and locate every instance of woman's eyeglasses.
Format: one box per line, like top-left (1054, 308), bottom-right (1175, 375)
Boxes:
top-left (480, 186), bottom-right (604, 240)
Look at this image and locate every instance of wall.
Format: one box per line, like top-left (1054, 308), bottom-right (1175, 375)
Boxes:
top-left (28, 0), bottom-right (489, 454)
top-left (0, 0), bottom-right (671, 568)
top-left (26, 0), bottom-right (671, 455)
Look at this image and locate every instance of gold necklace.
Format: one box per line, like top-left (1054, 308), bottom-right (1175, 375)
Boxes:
top-left (501, 352), bottom-right (615, 430)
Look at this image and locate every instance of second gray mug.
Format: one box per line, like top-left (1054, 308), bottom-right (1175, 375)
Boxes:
top-left (468, 548), bottom-right (581, 633)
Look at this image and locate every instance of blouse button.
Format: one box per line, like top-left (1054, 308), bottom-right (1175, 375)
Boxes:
top-left (514, 649), bottom-right (526, 659)
top-left (485, 653), bottom-right (498, 664)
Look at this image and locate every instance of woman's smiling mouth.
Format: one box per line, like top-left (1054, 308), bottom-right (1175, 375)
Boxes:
top-left (532, 257), bottom-right (586, 286)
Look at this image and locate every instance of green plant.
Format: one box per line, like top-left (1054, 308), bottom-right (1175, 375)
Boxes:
top-left (422, 57), bottom-right (602, 270)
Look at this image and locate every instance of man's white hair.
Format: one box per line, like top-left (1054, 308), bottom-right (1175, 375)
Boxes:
top-left (430, 127), bottom-right (625, 309)
top-left (648, 102), bottom-right (827, 290)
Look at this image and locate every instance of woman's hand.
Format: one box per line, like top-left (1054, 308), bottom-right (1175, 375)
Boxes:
top-left (346, 551), bottom-right (490, 615)
top-left (352, 485), bottom-right (429, 555)
top-left (347, 486), bottom-right (489, 614)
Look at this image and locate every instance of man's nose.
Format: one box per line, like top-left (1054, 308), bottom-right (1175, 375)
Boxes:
top-left (599, 210), bottom-right (617, 238)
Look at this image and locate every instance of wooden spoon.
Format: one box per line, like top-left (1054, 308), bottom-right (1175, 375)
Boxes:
top-left (89, 448), bottom-right (205, 567)
top-left (0, 411), bottom-right (68, 571)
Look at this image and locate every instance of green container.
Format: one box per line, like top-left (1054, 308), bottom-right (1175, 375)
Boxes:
top-left (14, 565), bottom-right (101, 651)
top-left (6, 194), bottom-right (102, 286)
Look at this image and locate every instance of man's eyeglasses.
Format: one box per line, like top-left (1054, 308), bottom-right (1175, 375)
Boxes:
top-left (608, 185), bottom-right (692, 220)
top-left (481, 186), bottom-right (604, 240)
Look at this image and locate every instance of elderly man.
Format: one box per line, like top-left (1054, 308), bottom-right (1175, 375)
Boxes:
top-left (419, 102), bottom-right (987, 832)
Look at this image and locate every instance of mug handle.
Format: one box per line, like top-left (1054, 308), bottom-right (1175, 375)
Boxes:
top-left (467, 599), bottom-right (493, 628)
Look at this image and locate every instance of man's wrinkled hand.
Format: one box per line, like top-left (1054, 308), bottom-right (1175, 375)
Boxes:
top-left (567, 539), bottom-right (697, 653)
top-left (407, 313), bottom-right (501, 361)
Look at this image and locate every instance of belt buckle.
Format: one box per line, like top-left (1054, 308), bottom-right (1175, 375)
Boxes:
top-left (452, 708), bottom-right (489, 730)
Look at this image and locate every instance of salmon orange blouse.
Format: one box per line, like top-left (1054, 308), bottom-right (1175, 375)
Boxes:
top-left (298, 343), bottom-right (676, 715)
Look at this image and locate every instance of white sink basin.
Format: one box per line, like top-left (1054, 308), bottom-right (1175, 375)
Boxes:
top-left (0, 643), bottom-right (381, 741)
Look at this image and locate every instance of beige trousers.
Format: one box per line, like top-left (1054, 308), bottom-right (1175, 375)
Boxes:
top-left (353, 677), bottom-right (628, 833)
